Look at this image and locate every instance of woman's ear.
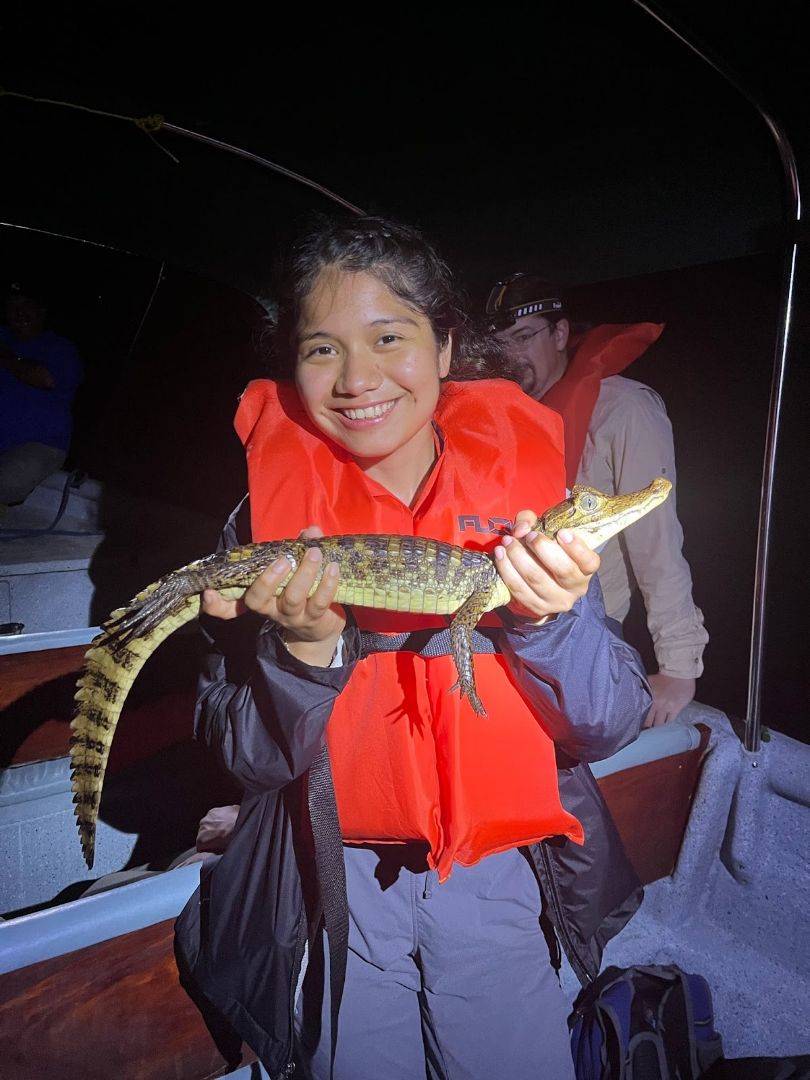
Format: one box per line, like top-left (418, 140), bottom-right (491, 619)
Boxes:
top-left (438, 331), bottom-right (453, 378)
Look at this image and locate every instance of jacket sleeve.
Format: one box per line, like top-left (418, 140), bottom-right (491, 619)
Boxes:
top-left (499, 577), bottom-right (651, 762)
top-left (193, 497), bottom-right (362, 795)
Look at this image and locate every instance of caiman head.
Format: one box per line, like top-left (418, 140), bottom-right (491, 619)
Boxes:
top-left (537, 476), bottom-right (672, 550)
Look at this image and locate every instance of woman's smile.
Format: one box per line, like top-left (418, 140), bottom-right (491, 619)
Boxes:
top-left (335, 397), bottom-right (399, 425)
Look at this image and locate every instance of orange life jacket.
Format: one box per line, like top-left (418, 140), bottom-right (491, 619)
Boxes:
top-left (542, 323), bottom-right (665, 486)
top-left (234, 378), bottom-right (585, 881)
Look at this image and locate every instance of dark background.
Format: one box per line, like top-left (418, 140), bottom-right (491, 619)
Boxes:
top-left (1, 1), bottom-right (806, 738)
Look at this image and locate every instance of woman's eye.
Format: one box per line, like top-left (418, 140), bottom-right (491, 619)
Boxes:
top-left (378, 333), bottom-right (400, 346)
top-left (303, 344), bottom-right (336, 359)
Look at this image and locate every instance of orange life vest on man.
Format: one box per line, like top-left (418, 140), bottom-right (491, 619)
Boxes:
top-left (542, 323), bottom-right (665, 486)
top-left (234, 378), bottom-right (585, 881)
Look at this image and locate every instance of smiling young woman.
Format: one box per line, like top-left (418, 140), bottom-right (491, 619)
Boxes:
top-left (174, 214), bottom-right (652, 1080)
top-left (294, 268), bottom-right (452, 507)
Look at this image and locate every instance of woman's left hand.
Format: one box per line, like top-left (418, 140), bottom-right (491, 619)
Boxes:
top-left (494, 510), bottom-right (600, 623)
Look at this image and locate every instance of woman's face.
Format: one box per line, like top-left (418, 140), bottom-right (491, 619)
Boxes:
top-left (295, 269), bottom-right (452, 470)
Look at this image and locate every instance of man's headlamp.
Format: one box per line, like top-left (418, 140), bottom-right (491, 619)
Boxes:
top-left (484, 274), bottom-right (563, 329)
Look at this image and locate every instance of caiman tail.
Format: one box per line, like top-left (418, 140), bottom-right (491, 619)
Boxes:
top-left (70, 577), bottom-right (248, 867)
top-left (70, 477), bottom-right (671, 868)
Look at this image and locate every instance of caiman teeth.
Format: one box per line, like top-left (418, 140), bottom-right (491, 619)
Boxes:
top-left (340, 400), bottom-right (396, 420)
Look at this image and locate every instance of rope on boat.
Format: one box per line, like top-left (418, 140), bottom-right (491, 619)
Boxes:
top-left (0, 87), bottom-right (179, 162)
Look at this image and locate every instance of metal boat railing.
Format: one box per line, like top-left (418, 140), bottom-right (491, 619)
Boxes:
top-left (634, 1), bottom-right (802, 753)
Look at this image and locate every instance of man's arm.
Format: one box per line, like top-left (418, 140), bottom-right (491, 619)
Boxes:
top-left (603, 385), bottom-right (708, 725)
top-left (0, 330), bottom-right (84, 392)
top-left (0, 343), bottom-right (56, 388)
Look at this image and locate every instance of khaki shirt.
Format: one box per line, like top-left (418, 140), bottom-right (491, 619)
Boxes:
top-left (578, 375), bottom-right (708, 679)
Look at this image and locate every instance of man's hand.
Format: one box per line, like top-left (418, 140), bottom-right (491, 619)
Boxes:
top-left (644, 673), bottom-right (696, 727)
top-left (201, 525), bottom-right (345, 667)
top-left (495, 511), bottom-right (600, 623)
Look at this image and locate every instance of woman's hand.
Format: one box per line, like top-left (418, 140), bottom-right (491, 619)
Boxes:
top-left (494, 510), bottom-right (600, 623)
top-left (201, 526), bottom-right (346, 666)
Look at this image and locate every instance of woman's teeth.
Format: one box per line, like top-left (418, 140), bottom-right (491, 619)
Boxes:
top-left (341, 401), bottom-right (396, 420)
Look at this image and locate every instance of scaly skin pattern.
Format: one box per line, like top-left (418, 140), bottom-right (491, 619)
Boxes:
top-left (70, 477), bottom-right (671, 867)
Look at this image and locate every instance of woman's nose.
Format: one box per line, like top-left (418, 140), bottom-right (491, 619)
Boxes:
top-left (334, 348), bottom-right (383, 396)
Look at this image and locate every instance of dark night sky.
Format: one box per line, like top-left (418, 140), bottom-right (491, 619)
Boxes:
top-left (2, 1), bottom-right (806, 289)
top-left (1, 2), bottom-right (807, 734)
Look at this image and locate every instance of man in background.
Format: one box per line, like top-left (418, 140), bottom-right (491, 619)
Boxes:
top-left (485, 273), bottom-right (707, 726)
top-left (0, 282), bottom-right (83, 506)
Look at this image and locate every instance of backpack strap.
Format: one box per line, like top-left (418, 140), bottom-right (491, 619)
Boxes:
top-left (658, 968), bottom-right (698, 1078)
top-left (571, 966), bottom-right (634, 1079)
top-left (626, 1031), bottom-right (669, 1080)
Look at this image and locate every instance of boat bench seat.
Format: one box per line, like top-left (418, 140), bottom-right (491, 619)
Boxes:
top-left (591, 719), bottom-right (704, 779)
top-left (0, 863), bottom-right (259, 1078)
top-left (593, 719), bottom-right (711, 884)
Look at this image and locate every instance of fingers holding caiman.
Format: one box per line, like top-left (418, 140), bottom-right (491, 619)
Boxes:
top-left (200, 526), bottom-right (326, 622)
top-left (268, 548), bottom-right (347, 667)
top-left (201, 588), bottom-right (246, 620)
top-left (495, 517), bottom-right (600, 622)
top-left (201, 542), bottom-right (345, 668)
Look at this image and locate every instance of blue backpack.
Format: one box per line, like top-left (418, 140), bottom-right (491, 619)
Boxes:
top-left (569, 963), bottom-right (725, 1079)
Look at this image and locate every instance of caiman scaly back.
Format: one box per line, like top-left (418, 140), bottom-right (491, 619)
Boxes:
top-left (70, 477), bottom-right (671, 867)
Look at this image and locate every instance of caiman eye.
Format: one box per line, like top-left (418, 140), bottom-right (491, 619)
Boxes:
top-left (578, 492), bottom-right (599, 512)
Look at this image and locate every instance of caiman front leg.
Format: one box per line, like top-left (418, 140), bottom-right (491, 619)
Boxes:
top-left (448, 586), bottom-right (495, 717)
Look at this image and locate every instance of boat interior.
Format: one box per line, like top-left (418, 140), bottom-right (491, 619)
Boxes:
top-left (3, 643), bottom-right (808, 1077)
top-left (1, 3), bottom-right (808, 1078)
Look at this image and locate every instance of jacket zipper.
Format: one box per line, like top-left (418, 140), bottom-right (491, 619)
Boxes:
top-left (278, 907), bottom-right (309, 1079)
top-left (535, 842), bottom-right (596, 986)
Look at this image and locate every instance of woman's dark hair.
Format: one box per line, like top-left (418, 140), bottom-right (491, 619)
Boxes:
top-left (268, 213), bottom-right (514, 380)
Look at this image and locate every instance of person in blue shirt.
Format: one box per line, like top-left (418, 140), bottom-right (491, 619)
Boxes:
top-left (0, 282), bottom-right (84, 506)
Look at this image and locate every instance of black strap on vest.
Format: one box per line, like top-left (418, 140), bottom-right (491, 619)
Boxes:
top-left (361, 625), bottom-right (500, 657)
top-left (307, 743), bottom-right (347, 1074)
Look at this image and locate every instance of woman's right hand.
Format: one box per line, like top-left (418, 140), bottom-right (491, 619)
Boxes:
top-left (201, 526), bottom-right (346, 667)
